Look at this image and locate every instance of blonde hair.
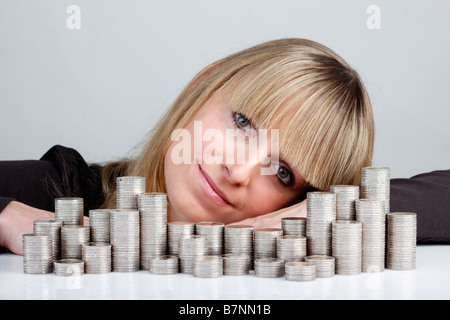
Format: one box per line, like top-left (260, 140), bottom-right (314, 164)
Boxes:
top-left (101, 38), bottom-right (373, 209)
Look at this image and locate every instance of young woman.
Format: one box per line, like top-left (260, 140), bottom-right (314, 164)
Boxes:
top-left (0, 38), bottom-right (448, 255)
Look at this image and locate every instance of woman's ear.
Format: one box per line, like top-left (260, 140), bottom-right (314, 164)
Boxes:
top-left (186, 63), bottom-right (218, 94)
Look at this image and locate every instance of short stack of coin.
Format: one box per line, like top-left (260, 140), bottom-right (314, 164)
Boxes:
top-left (116, 176), bottom-right (145, 209)
top-left (82, 242), bottom-right (112, 274)
top-left (331, 185), bottom-right (360, 220)
top-left (306, 192), bottom-right (336, 256)
top-left (276, 235), bottom-right (306, 262)
top-left (110, 209), bottom-right (140, 272)
top-left (332, 221), bottom-right (362, 275)
top-left (253, 228), bottom-right (283, 260)
top-left (23, 233), bottom-right (53, 274)
top-left (193, 256), bottom-right (223, 278)
top-left (138, 193), bottom-right (168, 270)
top-left (195, 221), bottom-right (224, 256)
top-left (61, 225), bottom-right (90, 259)
top-left (281, 217), bottom-right (306, 237)
top-left (285, 261), bottom-right (316, 281)
top-left (89, 209), bottom-right (111, 243)
top-left (356, 199), bottom-right (386, 272)
top-left (53, 259), bottom-right (84, 276)
top-left (254, 258), bottom-right (284, 278)
top-left (386, 212), bottom-right (417, 270)
top-left (224, 225), bottom-right (253, 260)
top-left (222, 254), bottom-right (251, 275)
top-left (179, 235), bottom-right (207, 274)
top-left (149, 255), bottom-right (179, 275)
top-left (33, 219), bottom-right (63, 260)
top-left (361, 167), bottom-right (390, 214)
top-left (55, 197), bottom-right (84, 226)
top-left (168, 222), bottom-right (195, 256)
top-left (305, 255), bottom-right (335, 278)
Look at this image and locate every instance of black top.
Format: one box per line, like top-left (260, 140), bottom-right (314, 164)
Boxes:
top-left (1, 145), bottom-right (449, 245)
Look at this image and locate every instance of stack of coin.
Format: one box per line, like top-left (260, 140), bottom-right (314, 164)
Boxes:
top-left (149, 255), bottom-right (179, 275)
top-left (331, 185), bottom-right (360, 220)
top-left (360, 167), bottom-right (390, 213)
top-left (386, 212), bottom-right (417, 270)
top-left (285, 261), bottom-right (316, 281)
top-left (254, 258), bottom-right (284, 278)
top-left (168, 222), bottom-right (195, 255)
top-left (33, 219), bottom-right (63, 260)
top-left (138, 193), bottom-right (168, 270)
top-left (222, 254), bottom-right (251, 275)
top-left (55, 197), bottom-right (84, 226)
top-left (178, 235), bottom-right (207, 273)
top-left (22, 233), bottom-right (53, 274)
top-left (53, 259), bottom-right (84, 276)
top-left (332, 221), bottom-right (362, 275)
top-left (193, 256), bottom-right (223, 278)
top-left (356, 199), bottom-right (385, 272)
top-left (89, 209), bottom-right (111, 243)
top-left (61, 225), bottom-right (90, 259)
top-left (195, 221), bottom-right (224, 255)
top-left (305, 255), bottom-right (335, 278)
top-left (276, 235), bottom-right (306, 262)
top-left (253, 228), bottom-right (283, 260)
top-left (116, 176), bottom-right (145, 209)
top-left (281, 217), bottom-right (306, 237)
top-left (306, 192), bottom-right (336, 255)
top-left (224, 225), bottom-right (253, 261)
top-left (82, 242), bottom-right (112, 274)
top-left (110, 209), bottom-right (140, 272)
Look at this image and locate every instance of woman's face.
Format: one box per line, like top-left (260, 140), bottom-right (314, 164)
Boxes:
top-left (164, 93), bottom-right (307, 224)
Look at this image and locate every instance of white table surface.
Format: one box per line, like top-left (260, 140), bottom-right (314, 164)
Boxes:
top-left (0, 245), bottom-right (449, 300)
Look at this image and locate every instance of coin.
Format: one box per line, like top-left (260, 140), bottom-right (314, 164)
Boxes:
top-left (222, 254), bottom-right (251, 276)
top-left (253, 228), bottom-right (283, 260)
top-left (149, 255), bottom-right (179, 275)
top-left (88, 209), bottom-right (111, 243)
top-left (305, 255), bottom-right (335, 278)
top-left (82, 242), bottom-right (112, 274)
top-left (33, 219), bottom-right (63, 260)
top-left (331, 185), bottom-right (360, 220)
top-left (193, 256), bottom-right (223, 278)
top-left (276, 235), bottom-right (306, 262)
top-left (53, 259), bottom-right (84, 276)
top-left (22, 233), bottom-right (53, 274)
top-left (55, 197), bottom-right (84, 226)
top-left (386, 212), bottom-right (416, 270)
top-left (332, 220), bottom-right (362, 275)
top-left (254, 258), bottom-right (284, 278)
top-left (178, 235), bottom-right (207, 274)
top-left (116, 176), bottom-right (145, 209)
top-left (281, 217), bottom-right (306, 237)
top-left (168, 221), bottom-right (195, 256)
top-left (61, 225), bottom-right (90, 260)
top-left (361, 167), bottom-right (390, 214)
top-left (195, 221), bottom-right (224, 256)
top-left (285, 261), bottom-right (316, 281)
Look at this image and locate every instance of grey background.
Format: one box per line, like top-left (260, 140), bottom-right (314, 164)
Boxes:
top-left (0, 0), bottom-right (449, 179)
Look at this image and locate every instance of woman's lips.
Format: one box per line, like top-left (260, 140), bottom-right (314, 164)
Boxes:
top-left (198, 165), bottom-right (232, 207)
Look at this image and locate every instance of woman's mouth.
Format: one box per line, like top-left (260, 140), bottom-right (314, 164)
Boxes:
top-left (198, 165), bottom-right (232, 207)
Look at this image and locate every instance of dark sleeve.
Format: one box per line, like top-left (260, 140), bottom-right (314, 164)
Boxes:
top-left (390, 169), bottom-right (450, 244)
top-left (0, 145), bottom-right (105, 216)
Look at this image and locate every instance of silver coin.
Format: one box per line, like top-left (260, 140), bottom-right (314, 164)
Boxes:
top-left (33, 219), bottom-right (63, 260)
top-left (281, 217), bottom-right (306, 237)
top-left (276, 235), bottom-right (306, 262)
top-left (149, 255), bottom-right (179, 275)
top-left (222, 254), bottom-right (251, 276)
top-left (305, 255), bottom-right (335, 278)
top-left (168, 221), bottom-right (195, 256)
top-left (386, 212), bottom-right (416, 270)
top-left (285, 261), bottom-right (316, 281)
top-left (361, 167), bottom-right (390, 214)
top-left (116, 176), bottom-right (145, 209)
top-left (179, 235), bottom-right (207, 274)
top-left (332, 220), bottom-right (362, 275)
top-left (53, 259), bottom-right (84, 276)
top-left (55, 197), bottom-right (84, 226)
top-left (331, 185), bottom-right (360, 220)
top-left (253, 228), bottom-right (283, 260)
top-left (193, 256), bottom-right (223, 278)
top-left (61, 225), bottom-right (90, 260)
top-left (254, 258), bottom-right (284, 278)
top-left (82, 242), bottom-right (112, 274)
top-left (195, 221), bottom-right (224, 256)
top-left (22, 233), bottom-right (53, 274)
top-left (89, 209), bottom-right (111, 243)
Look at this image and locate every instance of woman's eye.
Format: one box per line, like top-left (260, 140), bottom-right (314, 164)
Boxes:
top-left (234, 113), bottom-right (252, 130)
top-left (276, 164), bottom-right (292, 186)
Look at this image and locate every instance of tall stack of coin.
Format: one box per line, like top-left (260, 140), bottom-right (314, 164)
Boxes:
top-left (332, 221), bottom-right (362, 275)
top-left (53, 259), bottom-right (84, 276)
top-left (168, 222), bottom-right (195, 255)
top-left (149, 255), bottom-right (179, 275)
top-left (110, 209), bottom-right (140, 272)
top-left (331, 185), bottom-right (360, 220)
top-left (356, 199), bottom-right (386, 272)
top-left (116, 176), bottom-right (145, 209)
top-left (386, 212), bottom-right (417, 270)
top-left (138, 193), bottom-right (168, 270)
top-left (281, 217), bottom-right (306, 237)
top-left (224, 225), bottom-right (253, 259)
top-left (22, 233), bottom-right (53, 274)
top-left (195, 221), bottom-right (224, 256)
top-left (33, 219), bottom-right (63, 260)
top-left (360, 167), bottom-right (390, 213)
top-left (61, 225), bottom-right (90, 259)
top-left (55, 197), bottom-right (84, 226)
top-left (222, 254), bottom-right (251, 275)
top-left (305, 256), bottom-right (335, 278)
top-left (276, 235), bottom-right (306, 262)
top-left (82, 242), bottom-right (112, 274)
top-left (89, 209), bottom-right (111, 243)
top-left (253, 228), bottom-right (283, 260)
top-left (254, 258), bottom-right (284, 278)
top-left (193, 256), bottom-right (223, 278)
top-left (178, 235), bottom-right (207, 273)
top-left (285, 261), bottom-right (316, 281)
top-left (306, 192), bottom-right (336, 255)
